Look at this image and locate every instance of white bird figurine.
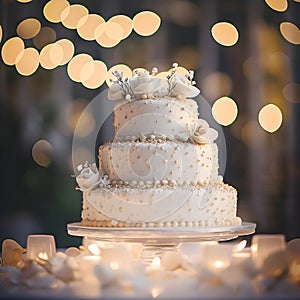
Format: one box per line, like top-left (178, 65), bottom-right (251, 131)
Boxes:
top-left (1, 239), bottom-right (26, 266)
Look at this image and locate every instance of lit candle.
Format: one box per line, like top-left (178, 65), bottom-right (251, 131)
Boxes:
top-left (251, 234), bottom-right (287, 276)
top-left (26, 235), bottom-right (56, 261)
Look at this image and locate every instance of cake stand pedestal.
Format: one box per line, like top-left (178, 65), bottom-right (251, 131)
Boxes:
top-left (68, 222), bottom-right (256, 263)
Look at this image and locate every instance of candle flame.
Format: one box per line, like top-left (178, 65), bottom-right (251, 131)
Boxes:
top-left (214, 260), bottom-right (224, 269)
top-left (88, 244), bottom-right (101, 256)
top-left (152, 256), bottom-right (161, 268)
top-left (38, 252), bottom-right (48, 260)
top-left (110, 261), bottom-right (119, 270)
top-left (234, 240), bottom-right (247, 252)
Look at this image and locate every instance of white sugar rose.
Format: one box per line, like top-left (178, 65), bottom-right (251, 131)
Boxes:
top-left (107, 83), bottom-right (124, 101)
top-left (190, 119), bottom-right (218, 144)
top-left (76, 162), bottom-right (103, 192)
top-left (170, 74), bottom-right (200, 98)
top-left (129, 71), bottom-right (162, 99)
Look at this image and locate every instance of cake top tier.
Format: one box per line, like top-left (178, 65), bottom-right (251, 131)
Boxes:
top-left (108, 63), bottom-right (200, 101)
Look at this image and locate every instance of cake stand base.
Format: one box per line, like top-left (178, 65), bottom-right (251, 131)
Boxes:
top-left (68, 222), bottom-right (256, 263)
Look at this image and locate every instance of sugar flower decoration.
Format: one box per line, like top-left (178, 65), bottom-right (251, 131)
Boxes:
top-left (107, 64), bottom-right (200, 101)
top-left (189, 119), bottom-right (218, 144)
top-left (76, 162), bottom-right (108, 192)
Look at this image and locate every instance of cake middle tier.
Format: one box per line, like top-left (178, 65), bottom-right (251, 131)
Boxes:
top-left (99, 141), bottom-right (219, 185)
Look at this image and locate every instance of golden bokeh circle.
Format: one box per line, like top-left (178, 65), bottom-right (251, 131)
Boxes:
top-left (1, 37), bottom-right (25, 66)
top-left (211, 22), bottom-right (239, 46)
top-left (17, 18), bottom-right (41, 39)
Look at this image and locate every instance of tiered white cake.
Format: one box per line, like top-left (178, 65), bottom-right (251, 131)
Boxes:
top-left (76, 64), bottom-right (242, 228)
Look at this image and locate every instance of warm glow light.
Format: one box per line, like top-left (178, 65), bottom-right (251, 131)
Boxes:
top-left (214, 260), bottom-right (225, 269)
top-left (106, 64), bottom-right (132, 86)
top-left (17, 18), bottom-right (41, 39)
top-left (61, 4), bottom-right (89, 29)
top-left (67, 53), bottom-right (93, 83)
top-left (133, 11), bottom-right (161, 36)
top-left (235, 240), bottom-right (247, 252)
top-left (211, 22), bottom-right (239, 46)
top-left (108, 15), bottom-right (133, 39)
top-left (110, 261), bottom-right (120, 270)
top-left (38, 252), bottom-right (49, 260)
top-left (33, 27), bottom-right (56, 49)
top-left (15, 48), bottom-right (39, 76)
top-left (1, 37), bottom-right (25, 66)
top-left (40, 44), bottom-right (58, 70)
top-left (32, 139), bottom-right (53, 167)
top-left (202, 72), bottom-right (233, 100)
top-left (258, 103), bottom-right (283, 133)
top-left (73, 110), bottom-right (95, 137)
top-left (152, 256), bottom-right (161, 268)
top-left (283, 82), bottom-right (300, 103)
top-left (0, 25), bottom-right (2, 43)
top-left (96, 30), bottom-right (120, 48)
top-left (77, 14), bottom-right (105, 41)
top-left (17, 0), bottom-right (32, 2)
top-left (55, 39), bottom-right (74, 65)
top-left (156, 71), bottom-right (169, 79)
top-left (279, 22), bottom-right (300, 45)
top-left (265, 0), bottom-right (288, 11)
top-left (43, 0), bottom-right (70, 23)
top-left (82, 60), bottom-right (108, 89)
top-left (87, 244), bottom-right (101, 256)
top-left (212, 96), bottom-right (238, 126)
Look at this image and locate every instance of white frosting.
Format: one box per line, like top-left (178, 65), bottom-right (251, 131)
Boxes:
top-left (99, 141), bottom-right (218, 185)
top-left (113, 98), bottom-right (198, 141)
top-left (82, 183), bottom-right (239, 226)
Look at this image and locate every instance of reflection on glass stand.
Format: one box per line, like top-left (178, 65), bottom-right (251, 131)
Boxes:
top-left (67, 222), bottom-right (256, 263)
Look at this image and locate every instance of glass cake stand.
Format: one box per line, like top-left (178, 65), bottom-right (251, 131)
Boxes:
top-left (68, 222), bottom-right (256, 263)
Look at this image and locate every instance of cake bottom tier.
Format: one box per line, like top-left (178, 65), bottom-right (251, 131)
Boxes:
top-left (81, 183), bottom-right (242, 228)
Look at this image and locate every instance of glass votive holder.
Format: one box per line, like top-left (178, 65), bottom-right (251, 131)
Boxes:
top-left (26, 234), bottom-right (56, 261)
top-left (251, 234), bottom-right (286, 270)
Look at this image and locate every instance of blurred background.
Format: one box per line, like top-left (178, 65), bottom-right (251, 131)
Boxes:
top-left (0, 0), bottom-right (299, 248)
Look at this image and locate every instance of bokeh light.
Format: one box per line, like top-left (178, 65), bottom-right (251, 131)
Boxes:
top-left (258, 104), bottom-right (283, 133)
top-left (61, 4), bottom-right (89, 29)
top-left (108, 15), bottom-right (133, 40)
top-left (16, 18), bottom-right (41, 39)
top-left (265, 0), bottom-right (288, 12)
top-left (43, 0), bottom-right (70, 23)
top-left (211, 22), bottom-right (239, 46)
top-left (33, 26), bottom-right (56, 49)
top-left (77, 14), bottom-right (105, 41)
top-left (81, 60), bottom-right (108, 89)
top-left (55, 39), bottom-right (74, 66)
top-left (106, 64), bottom-right (132, 86)
top-left (67, 53), bottom-right (93, 83)
top-left (1, 37), bottom-right (25, 66)
top-left (283, 82), bottom-right (300, 104)
top-left (73, 110), bottom-right (95, 137)
top-left (212, 96), bottom-right (238, 126)
top-left (279, 22), bottom-right (300, 45)
top-left (95, 24), bottom-right (121, 48)
top-left (133, 11), bottom-right (161, 36)
top-left (17, 0), bottom-right (32, 2)
top-left (15, 47), bottom-right (39, 76)
top-left (104, 21), bottom-right (124, 41)
top-left (202, 72), bottom-right (233, 100)
top-left (32, 139), bottom-right (52, 167)
top-left (40, 43), bottom-right (58, 70)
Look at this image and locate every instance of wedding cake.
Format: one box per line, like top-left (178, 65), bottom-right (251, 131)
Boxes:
top-left (75, 64), bottom-right (242, 228)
